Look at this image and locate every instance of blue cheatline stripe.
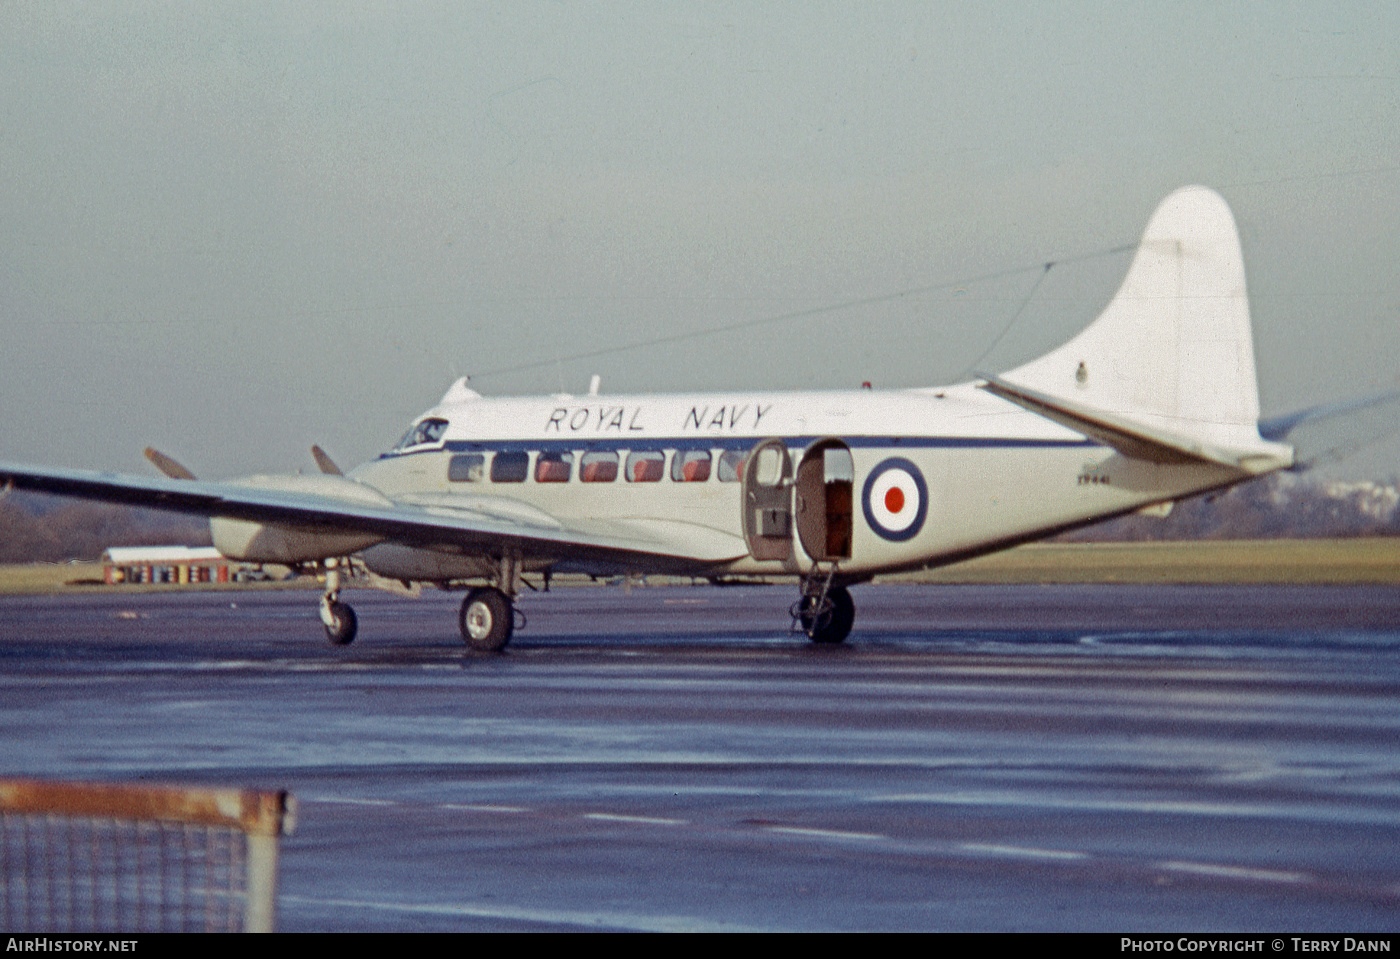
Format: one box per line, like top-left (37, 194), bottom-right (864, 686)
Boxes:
top-left (379, 435), bottom-right (1099, 459)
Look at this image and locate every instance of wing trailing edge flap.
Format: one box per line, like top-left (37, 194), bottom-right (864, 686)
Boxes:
top-left (0, 462), bottom-right (748, 566)
top-left (584, 517), bottom-right (750, 565)
top-left (977, 376), bottom-right (1294, 475)
top-left (404, 497), bottom-right (748, 564)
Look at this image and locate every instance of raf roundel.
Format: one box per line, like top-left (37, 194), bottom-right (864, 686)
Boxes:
top-left (861, 457), bottom-right (928, 542)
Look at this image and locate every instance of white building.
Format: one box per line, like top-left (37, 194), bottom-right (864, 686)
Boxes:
top-left (102, 546), bottom-right (231, 585)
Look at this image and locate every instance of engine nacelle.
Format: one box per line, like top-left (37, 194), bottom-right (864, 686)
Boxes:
top-left (211, 473), bottom-right (392, 564)
top-left (360, 543), bottom-right (495, 582)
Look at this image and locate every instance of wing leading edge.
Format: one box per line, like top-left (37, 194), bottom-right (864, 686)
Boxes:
top-left (0, 461), bottom-right (747, 567)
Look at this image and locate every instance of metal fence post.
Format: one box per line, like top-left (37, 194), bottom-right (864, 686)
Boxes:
top-left (0, 779), bottom-right (296, 933)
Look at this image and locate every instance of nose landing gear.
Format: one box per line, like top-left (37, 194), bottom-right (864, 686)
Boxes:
top-left (319, 559), bottom-right (358, 645)
top-left (792, 565), bottom-right (855, 645)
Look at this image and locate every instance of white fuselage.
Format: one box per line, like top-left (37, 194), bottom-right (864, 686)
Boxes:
top-left (348, 380), bottom-right (1241, 582)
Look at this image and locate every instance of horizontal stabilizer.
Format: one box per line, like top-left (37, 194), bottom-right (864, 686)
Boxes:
top-left (979, 374), bottom-right (1292, 474)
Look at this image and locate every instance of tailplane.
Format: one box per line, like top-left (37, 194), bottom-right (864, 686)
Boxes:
top-left (986, 186), bottom-right (1292, 473)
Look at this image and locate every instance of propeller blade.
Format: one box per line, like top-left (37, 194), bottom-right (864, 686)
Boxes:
top-left (143, 447), bottom-right (196, 480)
top-left (311, 445), bottom-right (343, 476)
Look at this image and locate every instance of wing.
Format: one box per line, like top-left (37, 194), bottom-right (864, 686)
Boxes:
top-left (0, 461), bottom-right (748, 568)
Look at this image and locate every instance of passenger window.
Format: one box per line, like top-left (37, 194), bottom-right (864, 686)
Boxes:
top-left (717, 450), bottom-right (745, 482)
top-left (448, 453), bottom-right (485, 482)
top-left (490, 450), bottom-right (529, 483)
top-left (580, 451), bottom-right (619, 483)
top-left (671, 450), bottom-right (711, 482)
top-left (625, 450), bottom-right (665, 483)
top-left (535, 451), bottom-right (573, 483)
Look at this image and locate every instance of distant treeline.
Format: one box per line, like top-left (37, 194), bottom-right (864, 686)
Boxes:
top-left (1057, 473), bottom-right (1400, 541)
top-left (0, 492), bottom-right (211, 563)
top-left (2, 475), bottom-right (1399, 563)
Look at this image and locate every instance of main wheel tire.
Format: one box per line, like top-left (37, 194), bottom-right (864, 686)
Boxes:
top-left (324, 601), bottom-right (358, 645)
top-left (459, 587), bottom-right (513, 652)
top-left (803, 585), bottom-right (854, 645)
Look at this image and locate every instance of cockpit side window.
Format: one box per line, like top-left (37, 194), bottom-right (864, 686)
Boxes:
top-left (395, 417), bottom-right (450, 450)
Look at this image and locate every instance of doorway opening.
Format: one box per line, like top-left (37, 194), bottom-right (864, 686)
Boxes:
top-left (795, 440), bottom-right (853, 562)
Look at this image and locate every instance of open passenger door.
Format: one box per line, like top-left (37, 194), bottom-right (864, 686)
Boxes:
top-left (742, 438), bottom-right (793, 561)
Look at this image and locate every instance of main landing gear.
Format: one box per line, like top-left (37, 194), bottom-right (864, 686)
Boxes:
top-left (457, 553), bottom-right (523, 652)
top-left (319, 558), bottom-right (357, 645)
top-left (459, 586), bottom-right (513, 652)
top-left (793, 565), bottom-right (855, 645)
top-left (318, 555), bottom-right (523, 652)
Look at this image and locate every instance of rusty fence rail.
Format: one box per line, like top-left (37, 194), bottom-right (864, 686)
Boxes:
top-left (0, 779), bottom-right (295, 933)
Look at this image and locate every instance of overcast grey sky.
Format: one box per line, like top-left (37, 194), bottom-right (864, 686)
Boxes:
top-left (2, 2), bottom-right (1398, 478)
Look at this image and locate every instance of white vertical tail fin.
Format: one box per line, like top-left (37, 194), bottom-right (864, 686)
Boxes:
top-left (988, 186), bottom-right (1292, 473)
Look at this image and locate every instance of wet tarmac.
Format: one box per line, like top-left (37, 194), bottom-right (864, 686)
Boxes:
top-left (2, 583), bottom-right (1399, 931)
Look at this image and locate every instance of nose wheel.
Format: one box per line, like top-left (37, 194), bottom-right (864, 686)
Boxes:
top-left (459, 587), bottom-right (514, 652)
top-left (798, 585), bottom-right (854, 644)
top-left (793, 566), bottom-right (855, 645)
top-left (319, 559), bottom-right (358, 645)
top-left (321, 598), bottom-right (358, 645)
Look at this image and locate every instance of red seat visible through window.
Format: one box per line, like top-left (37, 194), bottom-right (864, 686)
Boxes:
top-left (682, 458), bottom-right (709, 482)
top-left (630, 457), bottom-right (663, 482)
top-left (581, 459), bottom-right (617, 483)
top-left (535, 458), bottom-right (570, 482)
